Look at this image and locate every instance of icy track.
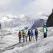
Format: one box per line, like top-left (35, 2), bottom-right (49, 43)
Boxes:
top-left (1, 27), bottom-right (53, 53)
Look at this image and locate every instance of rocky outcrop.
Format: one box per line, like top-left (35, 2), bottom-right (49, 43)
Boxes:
top-left (46, 10), bottom-right (53, 27)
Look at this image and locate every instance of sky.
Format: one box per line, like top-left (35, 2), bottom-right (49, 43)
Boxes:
top-left (0, 0), bottom-right (53, 19)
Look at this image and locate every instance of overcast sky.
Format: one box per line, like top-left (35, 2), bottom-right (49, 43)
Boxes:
top-left (0, 0), bottom-right (53, 19)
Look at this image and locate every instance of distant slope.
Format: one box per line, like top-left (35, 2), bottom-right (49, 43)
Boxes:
top-left (31, 19), bottom-right (45, 29)
top-left (1, 16), bottom-right (46, 30)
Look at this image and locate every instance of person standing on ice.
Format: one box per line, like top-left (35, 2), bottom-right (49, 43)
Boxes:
top-left (34, 28), bottom-right (38, 41)
top-left (28, 29), bottom-right (31, 41)
top-left (25, 30), bottom-right (28, 42)
top-left (30, 29), bottom-right (34, 41)
top-left (43, 24), bottom-right (47, 38)
top-left (18, 31), bottom-right (22, 43)
top-left (22, 30), bottom-right (26, 42)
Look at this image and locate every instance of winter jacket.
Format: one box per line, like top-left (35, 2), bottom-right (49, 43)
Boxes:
top-left (28, 30), bottom-right (31, 36)
top-left (35, 29), bottom-right (38, 36)
top-left (18, 31), bottom-right (21, 38)
top-left (22, 31), bottom-right (26, 36)
top-left (30, 30), bottom-right (33, 37)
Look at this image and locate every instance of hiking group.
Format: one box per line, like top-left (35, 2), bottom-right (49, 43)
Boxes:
top-left (18, 26), bottom-right (47, 43)
top-left (18, 28), bottom-right (38, 43)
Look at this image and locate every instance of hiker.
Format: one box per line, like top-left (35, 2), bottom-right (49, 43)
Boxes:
top-left (25, 30), bottom-right (28, 42)
top-left (28, 30), bottom-right (31, 41)
top-left (22, 30), bottom-right (26, 42)
top-left (30, 30), bottom-right (34, 41)
top-left (0, 24), bottom-right (1, 29)
top-left (43, 24), bottom-right (47, 38)
top-left (18, 31), bottom-right (22, 43)
top-left (34, 28), bottom-right (38, 41)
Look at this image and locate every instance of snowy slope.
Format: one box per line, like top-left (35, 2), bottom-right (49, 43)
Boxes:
top-left (3, 34), bottom-right (53, 53)
top-left (2, 27), bottom-right (53, 53)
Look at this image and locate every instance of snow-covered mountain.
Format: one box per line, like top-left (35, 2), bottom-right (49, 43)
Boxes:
top-left (0, 15), bottom-right (46, 30)
top-left (0, 15), bottom-right (34, 29)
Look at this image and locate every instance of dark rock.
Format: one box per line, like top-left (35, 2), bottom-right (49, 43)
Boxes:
top-left (46, 9), bottom-right (53, 27)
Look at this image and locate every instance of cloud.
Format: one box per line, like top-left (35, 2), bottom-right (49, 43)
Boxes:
top-left (0, 0), bottom-right (53, 19)
top-left (20, 0), bottom-right (53, 19)
top-left (0, 0), bottom-right (33, 16)
top-left (0, 0), bottom-right (11, 6)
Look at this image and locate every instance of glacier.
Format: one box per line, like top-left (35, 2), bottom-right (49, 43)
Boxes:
top-left (0, 27), bottom-right (53, 53)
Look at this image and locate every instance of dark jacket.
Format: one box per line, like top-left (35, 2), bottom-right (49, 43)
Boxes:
top-left (18, 31), bottom-right (21, 38)
top-left (35, 29), bottom-right (38, 36)
top-left (28, 30), bottom-right (31, 36)
top-left (31, 30), bottom-right (33, 37)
